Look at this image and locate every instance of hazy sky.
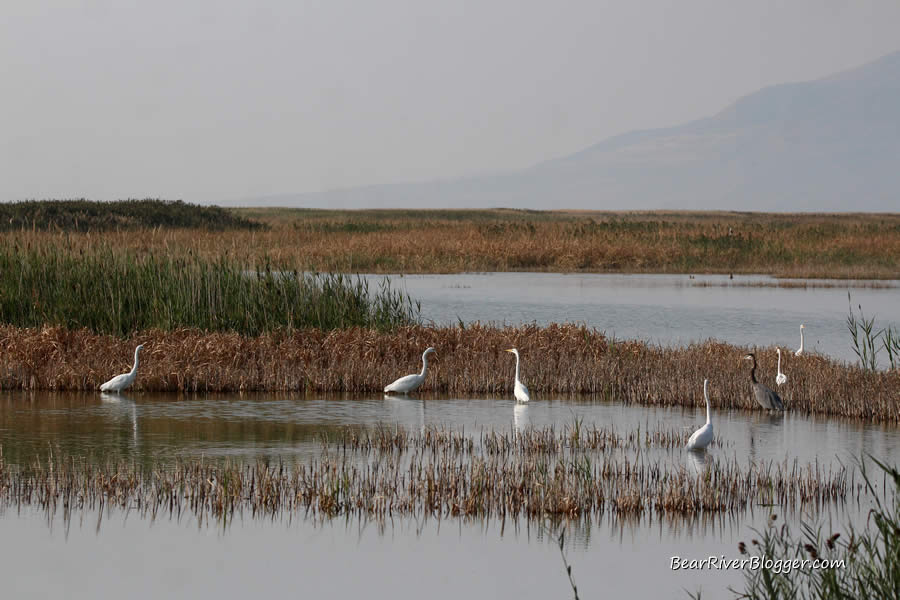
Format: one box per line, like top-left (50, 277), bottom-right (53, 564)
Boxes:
top-left (2, 0), bottom-right (900, 205)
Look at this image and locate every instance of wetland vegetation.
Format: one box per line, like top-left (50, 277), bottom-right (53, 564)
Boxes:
top-left (233, 207), bottom-right (900, 279)
top-left (3, 202), bottom-right (899, 279)
top-left (0, 424), bottom-right (855, 527)
top-left (1, 199), bottom-right (261, 232)
top-left (0, 242), bottom-right (419, 336)
top-left (1, 200), bottom-right (899, 598)
top-left (2, 324), bottom-right (898, 423)
top-left (730, 458), bottom-right (900, 600)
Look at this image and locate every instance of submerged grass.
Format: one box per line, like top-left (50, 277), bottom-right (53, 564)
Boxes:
top-left (1, 324), bottom-right (897, 422)
top-left (0, 425), bottom-right (855, 527)
top-left (0, 243), bottom-right (418, 336)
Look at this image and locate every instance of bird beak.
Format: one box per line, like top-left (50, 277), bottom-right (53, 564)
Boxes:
top-left (505, 349), bottom-right (514, 353)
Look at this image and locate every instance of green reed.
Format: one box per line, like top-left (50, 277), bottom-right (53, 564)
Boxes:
top-left (726, 457), bottom-right (899, 600)
top-left (847, 293), bottom-right (900, 371)
top-left (0, 199), bottom-right (262, 232)
top-left (0, 243), bottom-right (419, 336)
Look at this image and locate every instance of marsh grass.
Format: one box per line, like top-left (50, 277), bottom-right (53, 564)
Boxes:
top-left (3, 209), bottom-right (898, 278)
top-left (2, 324), bottom-right (897, 422)
top-left (0, 425), bottom-right (854, 528)
top-left (220, 209), bottom-right (900, 278)
top-left (0, 243), bottom-right (418, 336)
top-left (847, 295), bottom-right (900, 371)
top-left (730, 457), bottom-right (900, 600)
top-left (1, 199), bottom-right (262, 232)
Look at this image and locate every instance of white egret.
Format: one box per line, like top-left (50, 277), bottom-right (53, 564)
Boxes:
top-left (505, 348), bottom-right (530, 403)
top-left (384, 347), bottom-right (435, 394)
top-left (794, 324), bottom-right (805, 356)
top-left (686, 379), bottom-right (714, 450)
top-left (743, 353), bottom-right (785, 411)
top-left (775, 348), bottom-right (787, 386)
top-left (99, 344), bottom-right (144, 393)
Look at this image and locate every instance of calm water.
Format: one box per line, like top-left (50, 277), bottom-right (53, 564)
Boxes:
top-left (375, 273), bottom-right (900, 365)
top-left (3, 274), bottom-right (899, 599)
top-left (1, 391), bottom-right (897, 599)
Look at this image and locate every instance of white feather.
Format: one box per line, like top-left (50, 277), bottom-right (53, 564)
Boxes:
top-left (100, 344), bottom-right (144, 393)
top-left (506, 349), bottom-right (530, 403)
top-left (384, 348), bottom-right (435, 394)
top-left (686, 379), bottom-right (714, 450)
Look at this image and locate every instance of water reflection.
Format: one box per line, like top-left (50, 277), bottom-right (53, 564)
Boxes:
top-left (513, 403), bottom-right (530, 432)
top-left (686, 449), bottom-right (711, 474)
top-left (383, 395), bottom-right (425, 433)
top-left (746, 412), bottom-right (786, 462)
top-left (100, 392), bottom-right (138, 445)
top-left (2, 391), bottom-right (898, 469)
top-left (0, 388), bottom-right (893, 600)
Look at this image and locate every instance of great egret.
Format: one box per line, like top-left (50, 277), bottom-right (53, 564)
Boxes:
top-left (775, 348), bottom-right (787, 385)
top-left (686, 379), bottom-right (714, 450)
top-left (99, 344), bottom-right (144, 393)
top-left (505, 348), bottom-right (530, 403)
top-left (384, 347), bottom-right (435, 394)
top-left (795, 324), bottom-right (805, 356)
top-left (743, 353), bottom-right (784, 411)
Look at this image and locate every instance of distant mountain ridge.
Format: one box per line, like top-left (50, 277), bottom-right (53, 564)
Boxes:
top-left (243, 51), bottom-right (900, 211)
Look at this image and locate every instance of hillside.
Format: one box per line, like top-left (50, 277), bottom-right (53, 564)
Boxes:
top-left (246, 51), bottom-right (900, 211)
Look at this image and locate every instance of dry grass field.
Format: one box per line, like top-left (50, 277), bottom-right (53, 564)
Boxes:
top-left (232, 208), bottom-right (900, 278)
top-left (4, 207), bottom-right (899, 278)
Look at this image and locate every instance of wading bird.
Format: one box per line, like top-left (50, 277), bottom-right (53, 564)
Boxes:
top-left (505, 348), bottom-right (530, 403)
top-left (795, 324), bottom-right (805, 356)
top-left (775, 348), bottom-right (787, 386)
top-left (686, 379), bottom-right (714, 450)
top-left (99, 344), bottom-right (144, 393)
top-left (743, 353), bottom-right (784, 411)
top-left (384, 347), bottom-right (435, 394)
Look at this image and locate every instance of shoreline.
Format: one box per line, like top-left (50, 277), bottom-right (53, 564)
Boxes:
top-left (2, 324), bottom-right (896, 423)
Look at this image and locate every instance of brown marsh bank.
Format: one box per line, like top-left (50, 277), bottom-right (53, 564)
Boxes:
top-left (1, 324), bottom-right (898, 422)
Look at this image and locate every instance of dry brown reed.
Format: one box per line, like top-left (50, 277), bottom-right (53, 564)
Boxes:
top-left (1, 324), bottom-right (898, 422)
top-left (324, 421), bottom-right (728, 455)
top-left (4, 209), bottom-right (899, 278)
top-left (0, 425), bottom-right (853, 526)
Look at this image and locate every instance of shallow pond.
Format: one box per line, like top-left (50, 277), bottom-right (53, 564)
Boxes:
top-left (374, 273), bottom-right (900, 365)
top-left (1, 392), bottom-right (897, 599)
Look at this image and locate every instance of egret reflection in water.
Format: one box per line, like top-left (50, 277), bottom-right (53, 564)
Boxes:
top-left (513, 403), bottom-right (530, 433)
top-left (383, 395), bottom-right (425, 433)
top-left (100, 392), bottom-right (138, 445)
top-left (686, 449), bottom-right (711, 475)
